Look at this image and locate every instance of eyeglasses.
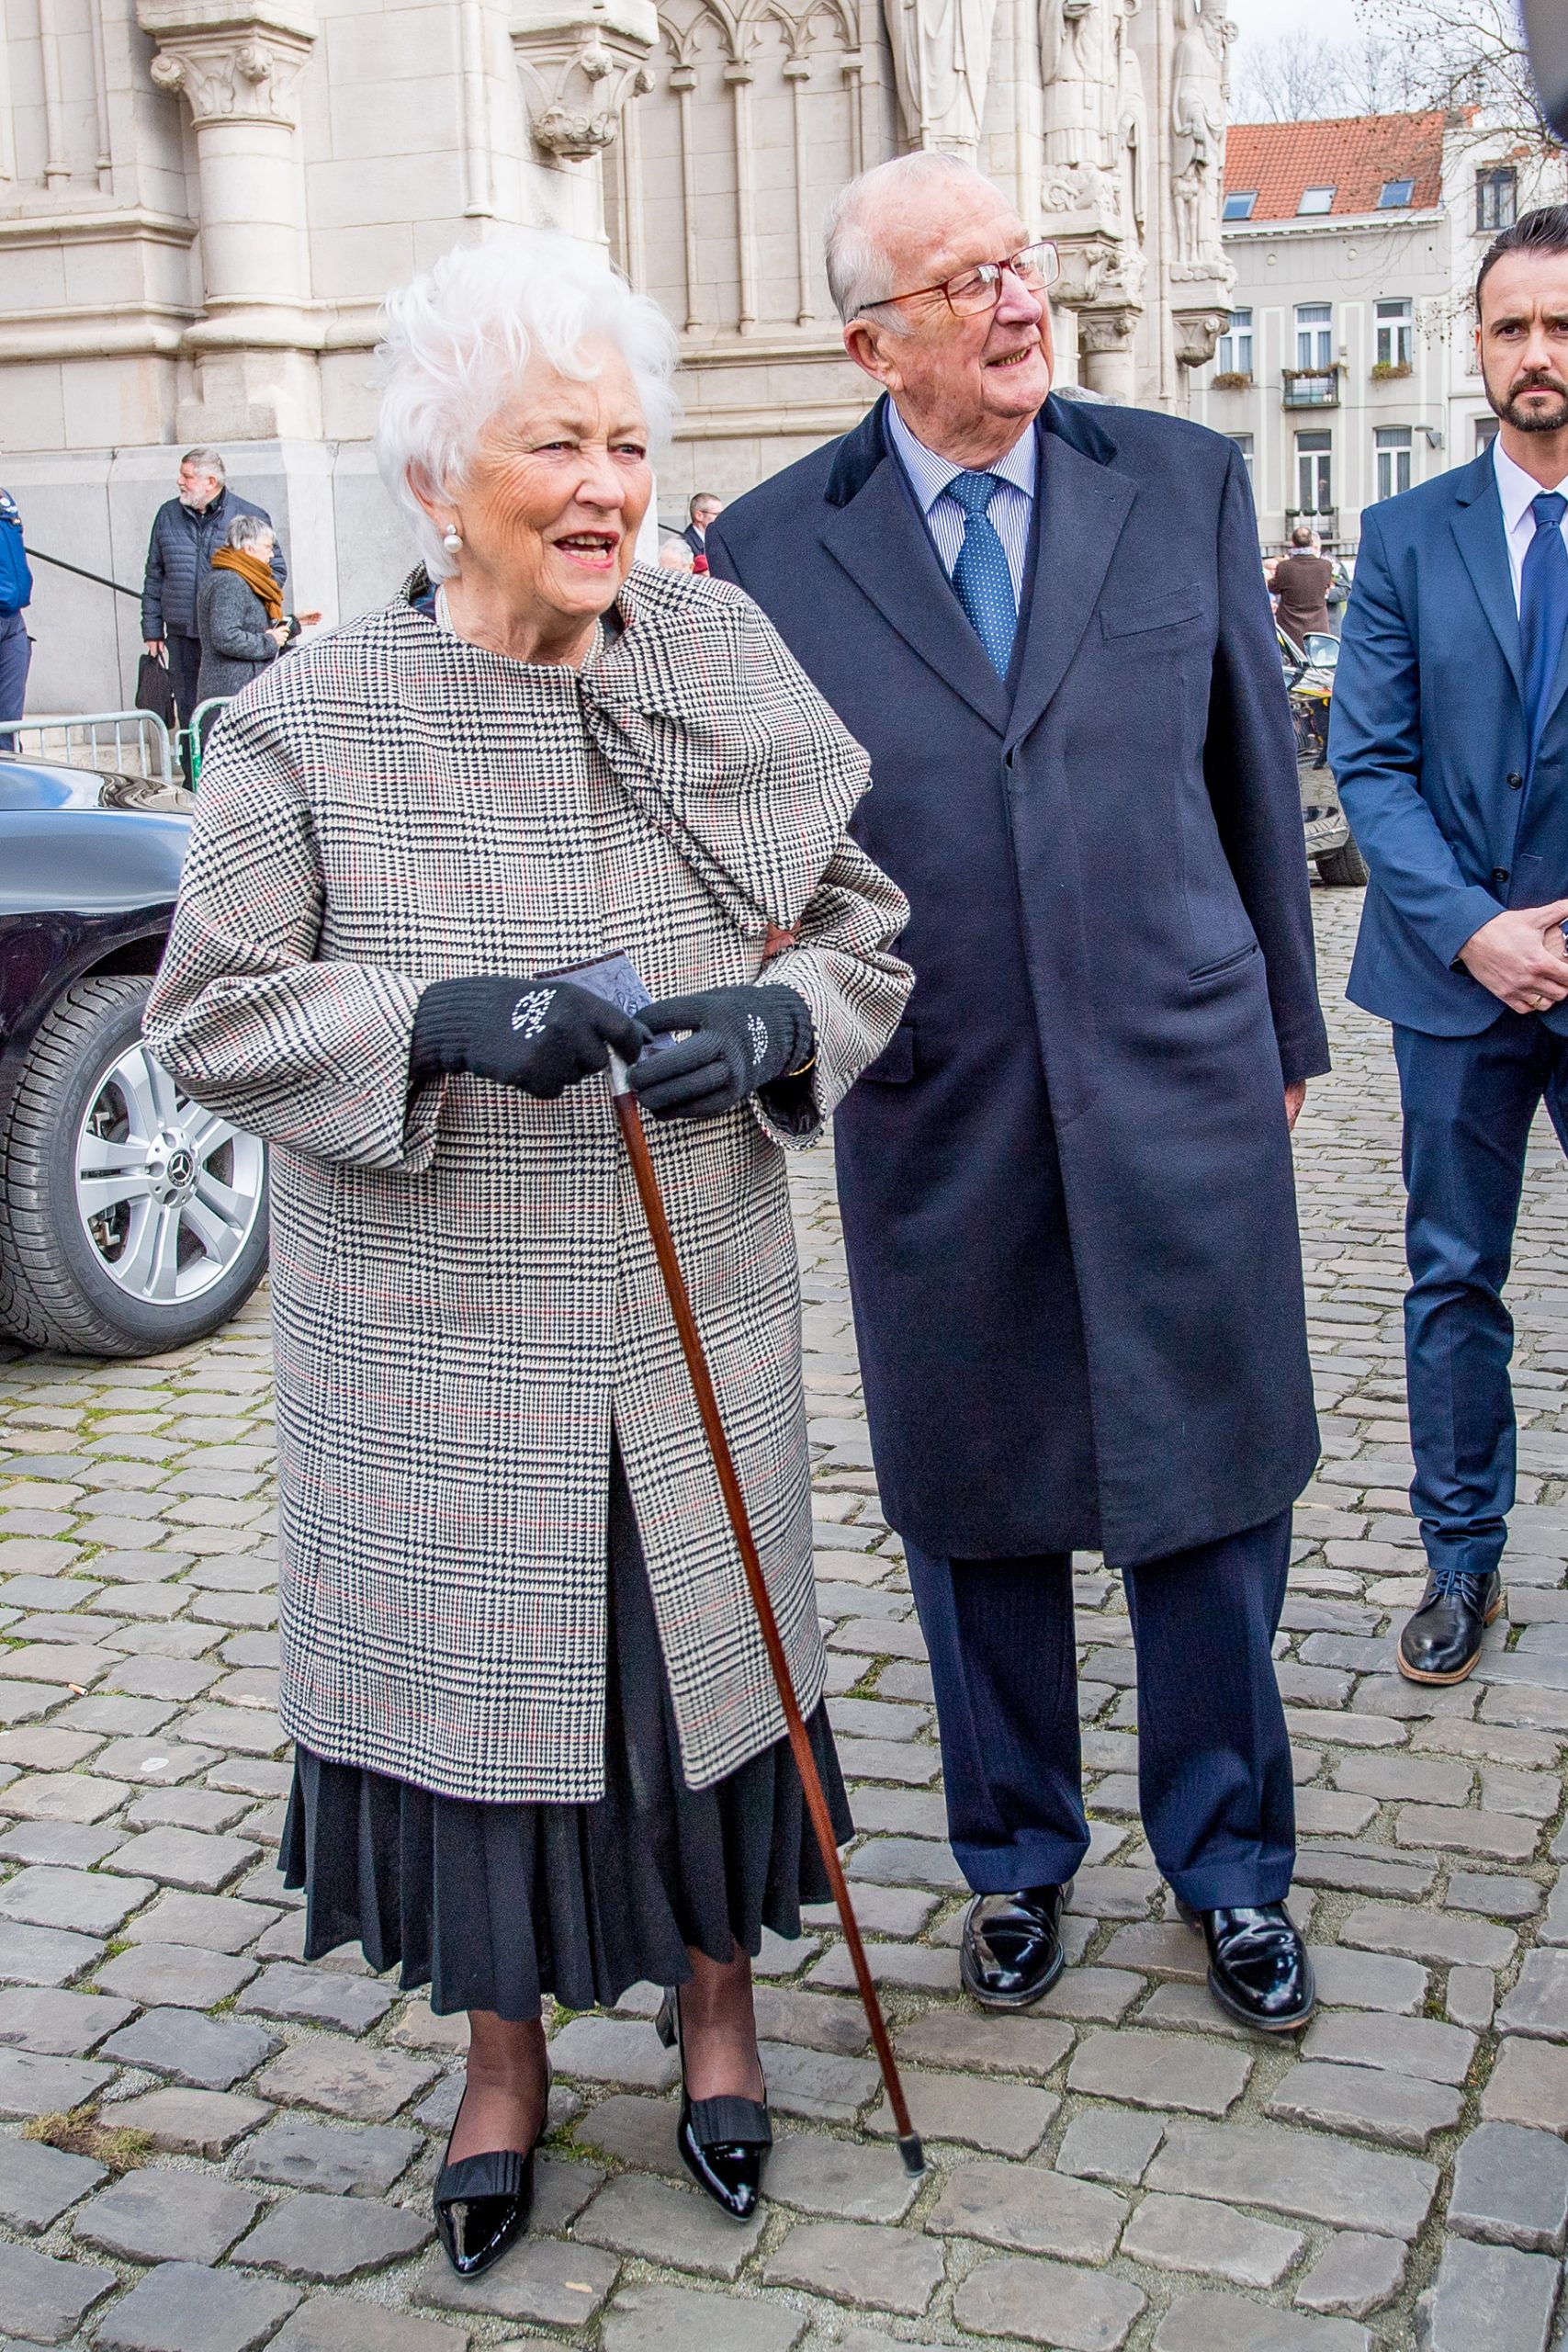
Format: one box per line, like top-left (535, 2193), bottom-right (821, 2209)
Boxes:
top-left (857, 241), bottom-right (1060, 322)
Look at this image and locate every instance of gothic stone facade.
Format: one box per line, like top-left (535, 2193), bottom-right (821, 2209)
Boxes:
top-left (0, 0), bottom-right (1233, 711)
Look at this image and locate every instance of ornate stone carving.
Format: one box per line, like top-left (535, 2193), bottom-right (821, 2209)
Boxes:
top-left (512, 0), bottom-right (658, 164)
top-left (137, 2), bottom-right (316, 129)
top-left (1172, 302), bottom-right (1228, 368)
top-left (1077, 301), bottom-right (1138, 356)
top-left (1168, 0), bottom-right (1230, 282)
top-left (1039, 0), bottom-right (1148, 340)
top-left (884, 0), bottom-right (998, 157)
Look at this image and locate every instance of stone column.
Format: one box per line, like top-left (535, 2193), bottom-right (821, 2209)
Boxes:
top-left (512, 0), bottom-right (656, 248)
top-left (137, 1), bottom-right (320, 440)
top-left (1078, 301), bottom-right (1139, 401)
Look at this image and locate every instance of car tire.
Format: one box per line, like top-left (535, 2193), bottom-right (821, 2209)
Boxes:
top-left (1316, 838), bottom-right (1369, 888)
top-left (0, 976), bottom-right (268, 1357)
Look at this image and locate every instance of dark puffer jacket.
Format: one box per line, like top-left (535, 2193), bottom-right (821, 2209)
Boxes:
top-left (141, 487), bottom-right (287, 640)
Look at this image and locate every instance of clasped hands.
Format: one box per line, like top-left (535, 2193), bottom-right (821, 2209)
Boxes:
top-left (1458, 899), bottom-right (1568, 1016)
top-left (409, 977), bottom-right (813, 1124)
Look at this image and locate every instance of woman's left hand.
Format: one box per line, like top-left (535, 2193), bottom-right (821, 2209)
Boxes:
top-left (630, 986), bottom-right (813, 1122)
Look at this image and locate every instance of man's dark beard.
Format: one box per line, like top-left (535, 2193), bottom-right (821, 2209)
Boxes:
top-left (1487, 372), bottom-right (1568, 433)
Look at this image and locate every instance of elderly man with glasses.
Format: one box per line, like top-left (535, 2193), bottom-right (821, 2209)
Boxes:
top-left (708, 153), bottom-right (1329, 2033)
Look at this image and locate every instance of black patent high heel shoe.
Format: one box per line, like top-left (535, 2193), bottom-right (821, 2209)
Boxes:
top-left (655, 1986), bottom-right (771, 2220)
top-left (434, 2076), bottom-right (546, 2278)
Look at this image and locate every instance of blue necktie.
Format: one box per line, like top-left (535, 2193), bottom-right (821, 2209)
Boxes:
top-left (947, 471), bottom-right (1018, 678)
top-left (1521, 490), bottom-right (1568, 752)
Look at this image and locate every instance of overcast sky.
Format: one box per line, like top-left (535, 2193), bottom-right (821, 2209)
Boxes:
top-left (1224, 0), bottom-right (1361, 51)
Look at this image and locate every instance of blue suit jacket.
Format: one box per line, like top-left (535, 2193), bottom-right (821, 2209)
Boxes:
top-left (1330, 449), bottom-right (1568, 1036)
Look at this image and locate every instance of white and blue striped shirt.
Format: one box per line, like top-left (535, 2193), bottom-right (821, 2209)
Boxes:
top-left (884, 400), bottom-right (1037, 605)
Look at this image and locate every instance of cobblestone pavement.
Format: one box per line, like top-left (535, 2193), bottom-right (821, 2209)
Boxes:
top-left (4, 887), bottom-right (1568, 2351)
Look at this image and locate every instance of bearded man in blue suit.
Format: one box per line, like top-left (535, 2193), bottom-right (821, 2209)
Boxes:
top-left (1332, 205), bottom-right (1568, 1689)
top-left (708, 153), bottom-right (1328, 2032)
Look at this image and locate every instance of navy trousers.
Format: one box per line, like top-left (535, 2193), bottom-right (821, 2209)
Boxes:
top-left (905, 1510), bottom-right (1296, 1910)
top-left (0, 609), bottom-right (30, 751)
top-left (1394, 1012), bottom-right (1568, 1583)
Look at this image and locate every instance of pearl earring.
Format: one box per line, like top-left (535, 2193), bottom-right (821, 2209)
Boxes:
top-left (442, 525), bottom-right (462, 553)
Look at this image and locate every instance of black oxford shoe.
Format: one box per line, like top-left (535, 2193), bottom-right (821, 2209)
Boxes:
top-left (1179, 1900), bottom-right (1315, 2032)
top-left (960, 1883), bottom-right (1070, 2010)
top-left (1397, 1565), bottom-right (1503, 1685)
top-left (434, 2143), bottom-right (536, 2278)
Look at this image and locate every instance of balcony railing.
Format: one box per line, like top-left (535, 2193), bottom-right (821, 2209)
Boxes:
top-left (1282, 367), bottom-right (1341, 408)
top-left (1283, 508), bottom-right (1339, 545)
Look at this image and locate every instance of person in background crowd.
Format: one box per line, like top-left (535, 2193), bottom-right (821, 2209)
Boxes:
top-left (141, 448), bottom-right (286, 745)
top-left (682, 491), bottom-right (724, 571)
top-left (1270, 524), bottom-right (1335, 651)
top-left (196, 514), bottom-right (296, 702)
top-left (709, 151), bottom-right (1327, 2037)
top-left (1332, 204), bottom-right (1568, 1688)
top-left (0, 486), bottom-right (31, 753)
top-left (657, 533), bottom-right (695, 572)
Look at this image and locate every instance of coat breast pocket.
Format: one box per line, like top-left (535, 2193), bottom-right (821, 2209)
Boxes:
top-left (1100, 583), bottom-right (1206, 642)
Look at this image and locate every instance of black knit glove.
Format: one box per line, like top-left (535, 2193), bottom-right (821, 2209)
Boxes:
top-left (628, 985), bottom-right (813, 1122)
top-left (411, 977), bottom-right (645, 1098)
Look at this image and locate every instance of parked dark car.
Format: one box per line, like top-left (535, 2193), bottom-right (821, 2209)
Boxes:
top-left (0, 758), bottom-right (268, 1355)
top-left (1278, 626), bottom-right (1368, 889)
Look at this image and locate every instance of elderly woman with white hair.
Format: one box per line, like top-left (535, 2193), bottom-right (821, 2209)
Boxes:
top-left (143, 232), bottom-right (910, 2274)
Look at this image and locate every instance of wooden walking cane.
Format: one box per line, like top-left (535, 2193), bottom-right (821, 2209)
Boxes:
top-left (608, 1051), bottom-right (925, 2177)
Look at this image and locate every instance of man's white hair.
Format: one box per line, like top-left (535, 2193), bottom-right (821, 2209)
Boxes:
top-left (181, 447), bottom-right (225, 482)
top-left (375, 231), bottom-right (680, 582)
top-left (824, 152), bottom-right (998, 329)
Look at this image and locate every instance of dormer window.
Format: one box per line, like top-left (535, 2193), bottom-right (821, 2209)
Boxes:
top-left (1224, 191), bottom-right (1257, 221)
top-left (1378, 178), bottom-right (1414, 209)
top-left (1297, 187), bottom-right (1336, 215)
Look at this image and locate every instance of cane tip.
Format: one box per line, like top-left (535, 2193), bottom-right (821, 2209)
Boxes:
top-left (897, 2132), bottom-right (926, 2177)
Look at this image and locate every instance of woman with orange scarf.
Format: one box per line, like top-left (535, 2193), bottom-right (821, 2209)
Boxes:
top-left (197, 511), bottom-right (297, 703)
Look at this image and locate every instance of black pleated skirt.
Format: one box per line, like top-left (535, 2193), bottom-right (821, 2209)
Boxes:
top-left (278, 1444), bottom-right (851, 2018)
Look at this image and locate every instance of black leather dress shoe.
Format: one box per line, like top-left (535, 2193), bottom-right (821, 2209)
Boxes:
top-left (656, 1989), bottom-right (771, 2220)
top-left (434, 2135), bottom-right (536, 2277)
top-left (1397, 1565), bottom-right (1503, 1684)
top-left (960, 1883), bottom-right (1070, 2010)
top-left (1179, 1901), bottom-right (1315, 2032)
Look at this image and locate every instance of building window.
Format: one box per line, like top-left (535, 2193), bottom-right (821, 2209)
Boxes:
top-left (1227, 432), bottom-right (1255, 478)
top-left (1475, 415), bottom-right (1500, 455)
top-left (1378, 178), bottom-right (1415, 209)
top-left (1296, 431), bottom-right (1333, 514)
top-left (1374, 427), bottom-right (1413, 501)
top-left (1224, 191), bottom-right (1257, 220)
top-left (1375, 299), bottom-right (1414, 369)
top-left (1295, 302), bottom-right (1334, 370)
top-left (1215, 308), bottom-right (1253, 376)
top-left (1477, 166), bottom-right (1517, 232)
top-left (1297, 186), bottom-right (1336, 215)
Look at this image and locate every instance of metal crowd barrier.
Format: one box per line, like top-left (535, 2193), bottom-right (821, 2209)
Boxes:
top-left (6, 707), bottom-right (175, 783)
top-left (186, 696), bottom-right (231, 787)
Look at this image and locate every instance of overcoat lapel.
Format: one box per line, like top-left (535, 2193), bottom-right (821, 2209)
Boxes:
top-left (1450, 460), bottom-right (1525, 707)
top-left (1006, 423), bottom-right (1138, 752)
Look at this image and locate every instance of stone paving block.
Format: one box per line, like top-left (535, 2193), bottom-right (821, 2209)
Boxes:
top-left (99, 2005), bottom-right (277, 2090)
top-left (0, 2133), bottom-right (105, 2232)
top-left (759, 2040), bottom-right (881, 2121)
top-left (1448, 2120), bottom-right (1568, 2253)
top-left (1151, 2292), bottom-right (1371, 2351)
top-left (1134, 1983), bottom-right (1265, 2042)
top-left (1055, 2106), bottom-right (1167, 2186)
top-left (120, 1888), bottom-right (279, 1951)
top-left (1033, 1966), bottom-right (1143, 2022)
top-left (1341, 1901), bottom-right (1517, 1969)
top-left (237, 2118), bottom-right (422, 2198)
top-left (1148, 2121), bottom-right (1438, 2237)
top-left (237, 1963), bottom-right (395, 2036)
top-left (94, 1741), bottom-right (223, 1788)
top-left (1066, 1865), bottom-right (1164, 1917)
top-left (750, 1987), bottom-right (868, 2054)
top-left (0, 1986), bottom-right (133, 2054)
top-left (235, 2190), bottom-right (433, 2279)
top-left (95, 1940), bottom-right (258, 2008)
top-left (1304, 1947), bottom-right (1428, 2014)
top-left (1121, 2189), bottom-right (1303, 2287)
top-left (124, 1785), bottom-right (250, 1832)
top-left (254, 2044), bottom-right (438, 2123)
top-left (1332, 1753), bottom-right (1472, 1805)
top-left (0, 1821), bottom-right (124, 1871)
top-left (416, 2237), bottom-right (618, 2325)
top-left (761, 2129), bottom-right (919, 2222)
top-left (0, 1772), bottom-right (130, 1825)
top-left (1482, 2040), bottom-right (1568, 2132)
top-left (1396, 1804), bottom-right (1540, 1861)
top-left (267, 2304), bottom-right (470, 2352)
top-left (1413, 2235), bottom-right (1560, 2352)
top-left (92, 2260), bottom-right (301, 2352)
top-left (103, 1826), bottom-right (256, 1892)
top-left (868, 2064), bottom-right (1055, 2154)
top-left (1497, 1948), bottom-right (1568, 2038)
top-left (572, 2093), bottom-right (683, 2177)
top-left (846, 1836), bottom-right (967, 1890)
top-left (761, 2218), bottom-right (943, 2315)
top-left (1446, 1871), bottom-right (1540, 1919)
top-left (105, 1657), bottom-right (220, 1702)
top-left (573, 2171), bottom-right (764, 2280)
top-left (807, 1939), bottom-right (960, 1994)
top-left (0, 2237), bottom-right (114, 2345)
top-left (547, 2016), bottom-right (679, 2092)
top-left (1302, 2010), bottom-right (1475, 2084)
top-left (801, 1883), bottom-right (936, 1939)
top-left (1295, 2231), bottom-right (1408, 2319)
top-left (73, 2167), bottom-right (264, 2263)
top-left (928, 2160), bottom-right (1126, 2261)
top-left (0, 2047), bottom-right (113, 2117)
top-left (893, 2010), bottom-right (1071, 2077)
top-left (1100, 1922), bottom-right (1206, 1980)
top-left (952, 2255), bottom-right (1145, 2349)
top-left (0, 1919), bottom-right (100, 1986)
top-left (0, 1864), bottom-right (153, 1937)
top-left (106, 2085), bottom-right (272, 2156)
top-left (599, 2281), bottom-right (807, 2352)
top-left (1067, 2029), bottom-right (1251, 2117)
top-left (1267, 2058), bottom-right (1463, 2149)
top-left (1293, 1847), bottom-right (1435, 1899)
top-left (388, 2001), bottom-right (468, 2054)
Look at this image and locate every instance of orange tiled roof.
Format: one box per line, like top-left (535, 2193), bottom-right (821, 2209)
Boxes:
top-left (1224, 111), bottom-right (1448, 221)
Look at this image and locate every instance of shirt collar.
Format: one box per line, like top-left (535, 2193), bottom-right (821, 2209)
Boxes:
top-left (885, 399), bottom-right (1037, 516)
top-left (1494, 435), bottom-right (1568, 535)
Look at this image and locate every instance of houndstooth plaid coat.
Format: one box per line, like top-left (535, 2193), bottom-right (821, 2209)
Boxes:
top-left (144, 566), bottom-right (910, 1804)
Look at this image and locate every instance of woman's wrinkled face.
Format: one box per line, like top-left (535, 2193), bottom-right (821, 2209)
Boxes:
top-left (443, 342), bottom-right (652, 633)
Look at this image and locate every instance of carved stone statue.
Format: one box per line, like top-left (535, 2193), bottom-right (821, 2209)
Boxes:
top-left (1168, 0), bottom-right (1230, 280)
top-left (885, 0), bottom-right (998, 156)
top-left (1039, 0), bottom-right (1122, 181)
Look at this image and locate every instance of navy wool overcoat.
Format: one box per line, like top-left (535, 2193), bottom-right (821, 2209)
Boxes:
top-left (708, 392), bottom-right (1329, 1570)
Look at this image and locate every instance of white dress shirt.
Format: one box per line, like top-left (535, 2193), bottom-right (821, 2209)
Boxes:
top-left (1493, 436), bottom-right (1568, 614)
top-left (884, 400), bottom-right (1036, 605)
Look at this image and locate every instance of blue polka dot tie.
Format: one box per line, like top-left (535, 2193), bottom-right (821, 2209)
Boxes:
top-left (947, 470), bottom-right (1018, 679)
top-left (1522, 490), bottom-right (1568, 752)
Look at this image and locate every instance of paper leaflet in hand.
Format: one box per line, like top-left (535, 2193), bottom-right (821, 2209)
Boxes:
top-left (535, 952), bottom-right (676, 1056)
